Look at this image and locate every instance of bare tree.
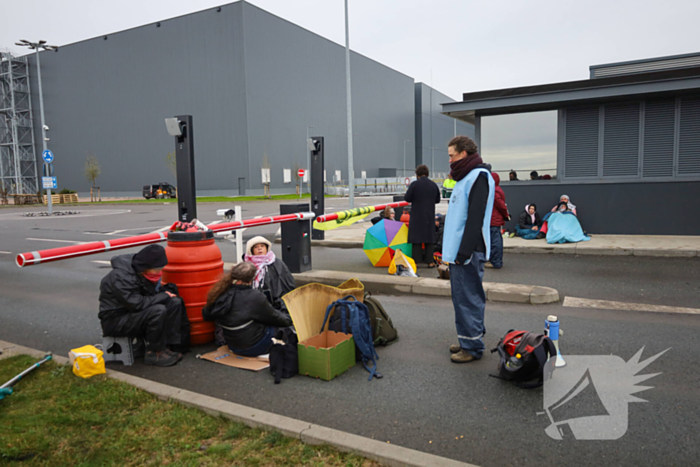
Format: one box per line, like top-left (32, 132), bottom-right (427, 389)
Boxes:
top-left (165, 151), bottom-right (177, 178)
top-left (83, 152), bottom-right (101, 186)
top-left (292, 162), bottom-right (301, 195)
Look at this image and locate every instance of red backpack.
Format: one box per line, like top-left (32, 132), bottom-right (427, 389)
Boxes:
top-left (490, 330), bottom-right (557, 389)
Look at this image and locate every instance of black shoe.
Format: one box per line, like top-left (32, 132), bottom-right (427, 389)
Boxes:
top-left (132, 338), bottom-right (145, 358)
top-left (536, 232), bottom-right (546, 239)
top-left (144, 350), bottom-right (180, 367)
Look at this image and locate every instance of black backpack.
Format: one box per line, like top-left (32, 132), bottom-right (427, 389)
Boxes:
top-left (269, 327), bottom-right (298, 384)
top-left (363, 292), bottom-right (398, 346)
top-left (490, 330), bottom-right (557, 389)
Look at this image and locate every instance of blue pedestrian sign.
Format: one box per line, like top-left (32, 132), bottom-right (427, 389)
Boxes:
top-left (42, 149), bottom-right (54, 163)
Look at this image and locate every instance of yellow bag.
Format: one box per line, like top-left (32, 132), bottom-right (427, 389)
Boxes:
top-left (69, 345), bottom-right (106, 379)
top-left (387, 250), bottom-right (417, 276)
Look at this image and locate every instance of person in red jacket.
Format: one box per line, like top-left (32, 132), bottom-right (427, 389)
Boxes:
top-left (486, 172), bottom-right (510, 268)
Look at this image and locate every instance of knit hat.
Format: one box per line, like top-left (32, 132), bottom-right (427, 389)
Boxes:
top-left (246, 236), bottom-right (272, 256)
top-left (132, 244), bottom-right (168, 273)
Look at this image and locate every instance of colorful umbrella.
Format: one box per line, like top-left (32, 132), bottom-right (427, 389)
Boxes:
top-left (363, 219), bottom-right (412, 267)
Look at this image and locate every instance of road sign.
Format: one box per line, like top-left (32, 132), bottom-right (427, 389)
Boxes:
top-left (297, 169), bottom-right (305, 178)
top-left (404, 177), bottom-right (411, 187)
top-left (42, 149), bottom-right (54, 163)
top-left (42, 176), bottom-right (57, 189)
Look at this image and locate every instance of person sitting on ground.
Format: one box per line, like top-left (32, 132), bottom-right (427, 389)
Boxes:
top-left (371, 206), bottom-right (395, 225)
top-left (509, 170), bottom-right (519, 181)
top-left (243, 236), bottom-right (295, 312)
top-left (202, 262), bottom-right (293, 357)
top-left (434, 213), bottom-right (445, 254)
top-left (516, 204), bottom-right (544, 240)
top-left (98, 244), bottom-right (190, 367)
top-left (551, 194), bottom-right (577, 216)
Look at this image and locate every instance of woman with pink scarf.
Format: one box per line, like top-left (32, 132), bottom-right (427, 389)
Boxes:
top-left (243, 236), bottom-right (296, 313)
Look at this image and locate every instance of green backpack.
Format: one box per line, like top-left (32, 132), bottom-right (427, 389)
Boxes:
top-left (364, 292), bottom-right (399, 346)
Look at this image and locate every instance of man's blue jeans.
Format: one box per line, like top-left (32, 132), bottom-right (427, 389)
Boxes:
top-left (449, 252), bottom-right (486, 358)
top-left (489, 226), bottom-right (503, 268)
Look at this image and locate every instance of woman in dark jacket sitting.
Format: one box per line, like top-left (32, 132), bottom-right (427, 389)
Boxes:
top-left (516, 204), bottom-right (544, 239)
top-left (202, 262), bottom-right (292, 357)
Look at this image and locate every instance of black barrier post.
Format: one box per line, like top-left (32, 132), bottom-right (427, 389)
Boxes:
top-left (165, 115), bottom-right (197, 222)
top-left (280, 203), bottom-right (312, 273)
top-left (310, 136), bottom-right (325, 240)
top-left (393, 195), bottom-right (406, 220)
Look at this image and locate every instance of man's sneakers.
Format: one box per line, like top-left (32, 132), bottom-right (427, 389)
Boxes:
top-left (449, 344), bottom-right (478, 363)
top-left (451, 349), bottom-right (477, 363)
top-left (144, 349), bottom-right (182, 367)
top-left (536, 232), bottom-right (546, 239)
top-left (484, 262), bottom-right (494, 268)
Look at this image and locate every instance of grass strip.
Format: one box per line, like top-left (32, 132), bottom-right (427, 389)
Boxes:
top-left (0, 355), bottom-right (380, 467)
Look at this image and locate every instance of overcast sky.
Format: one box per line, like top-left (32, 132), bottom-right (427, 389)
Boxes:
top-left (2, 0), bottom-right (697, 172)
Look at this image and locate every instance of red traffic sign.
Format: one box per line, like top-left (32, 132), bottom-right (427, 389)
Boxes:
top-left (298, 169), bottom-right (306, 177)
top-left (404, 177), bottom-right (411, 187)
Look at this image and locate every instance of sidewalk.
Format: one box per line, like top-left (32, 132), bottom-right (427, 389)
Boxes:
top-left (311, 221), bottom-right (700, 257)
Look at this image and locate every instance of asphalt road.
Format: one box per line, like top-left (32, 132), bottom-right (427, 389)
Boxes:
top-left (1, 200), bottom-right (699, 466)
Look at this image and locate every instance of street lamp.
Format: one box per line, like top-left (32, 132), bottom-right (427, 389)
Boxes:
top-left (15, 39), bottom-right (58, 214)
top-left (403, 139), bottom-right (410, 177)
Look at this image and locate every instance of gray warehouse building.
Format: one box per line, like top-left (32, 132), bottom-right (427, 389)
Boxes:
top-left (0, 1), bottom-right (469, 198)
top-left (443, 53), bottom-right (700, 235)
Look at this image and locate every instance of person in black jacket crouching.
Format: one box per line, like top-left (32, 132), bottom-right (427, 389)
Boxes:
top-left (202, 262), bottom-right (293, 357)
top-left (99, 244), bottom-right (190, 367)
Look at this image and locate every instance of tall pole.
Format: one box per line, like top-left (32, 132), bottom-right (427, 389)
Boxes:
top-left (344, 0), bottom-right (355, 208)
top-left (35, 48), bottom-right (51, 215)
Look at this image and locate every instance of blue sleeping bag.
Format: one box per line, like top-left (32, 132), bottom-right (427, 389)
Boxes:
top-left (543, 211), bottom-right (590, 244)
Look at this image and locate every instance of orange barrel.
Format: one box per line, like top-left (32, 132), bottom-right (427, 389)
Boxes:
top-left (163, 231), bottom-right (224, 345)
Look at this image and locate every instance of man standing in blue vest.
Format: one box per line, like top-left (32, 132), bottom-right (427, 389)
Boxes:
top-left (442, 136), bottom-right (495, 363)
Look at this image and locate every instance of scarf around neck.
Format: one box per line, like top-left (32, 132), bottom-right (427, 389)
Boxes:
top-left (244, 250), bottom-right (276, 289)
top-left (450, 152), bottom-right (484, 181)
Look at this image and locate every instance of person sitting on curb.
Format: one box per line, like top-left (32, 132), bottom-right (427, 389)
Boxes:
top-left (202, 262), bottom-right (293, 357)
top-left (551, 194), bottom-right (577, 216)
top-left (243, 236), bottom-right (295, 311)
top-left (371, 206), bottom-right (395, 225)
top-left (98, 244), bottom-right (190, 367)
top-left (517, 204), bottom-right (544, 240)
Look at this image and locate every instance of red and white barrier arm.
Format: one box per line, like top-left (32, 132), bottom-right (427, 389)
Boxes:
top-left (15, 211), bottom-right (316, 268)
top-left (314, 201), bottom-right (408, 224)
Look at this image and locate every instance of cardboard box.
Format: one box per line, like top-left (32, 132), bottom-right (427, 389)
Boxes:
top-left (298, 331), bottom-right (355, 381)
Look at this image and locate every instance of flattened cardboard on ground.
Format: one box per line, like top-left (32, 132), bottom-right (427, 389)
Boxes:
top-left (298, 331), bottom-right (355, 381)
top-left (197, 346), bottom-right (269, 372)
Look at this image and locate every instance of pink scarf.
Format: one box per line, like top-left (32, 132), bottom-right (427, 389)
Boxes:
top-left (243, 250), bottom-right (276, 289)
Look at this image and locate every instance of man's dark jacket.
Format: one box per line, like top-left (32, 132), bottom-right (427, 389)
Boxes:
top-left (98, 254), bottom-right (171, 322)
top-left (518, 210), bottom-right (543, 230)
top-left (202, 284), bottom-right (292, 350)
top-left (404, 176), bottom-right (441, 244)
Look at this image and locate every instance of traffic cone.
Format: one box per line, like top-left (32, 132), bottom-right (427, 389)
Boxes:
top-left (544, 315), bottom-right (566, 368)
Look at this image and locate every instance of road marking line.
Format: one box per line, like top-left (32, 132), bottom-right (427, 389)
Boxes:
top-left (0, 251), bottom-right (11, 254)
top-left (152, 226), bottom-right (170, 233)
top-left (274, 227), bottom-right (281, 237)
top-left (26, 238), bottom-right (88, 244)
top-left (92, 260), bottom-right (111, 265)
top-left (563, 296), bottom-right (700, 315)
top-left (209, 220), bottom-right (223, 225)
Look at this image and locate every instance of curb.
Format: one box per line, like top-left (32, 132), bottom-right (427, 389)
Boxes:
top-left (291, 270), bottom-right (560, 305)
top-left (0, 340), bottom-right (477, 467)
top-left (303, 240), bottom-right (699, 258)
